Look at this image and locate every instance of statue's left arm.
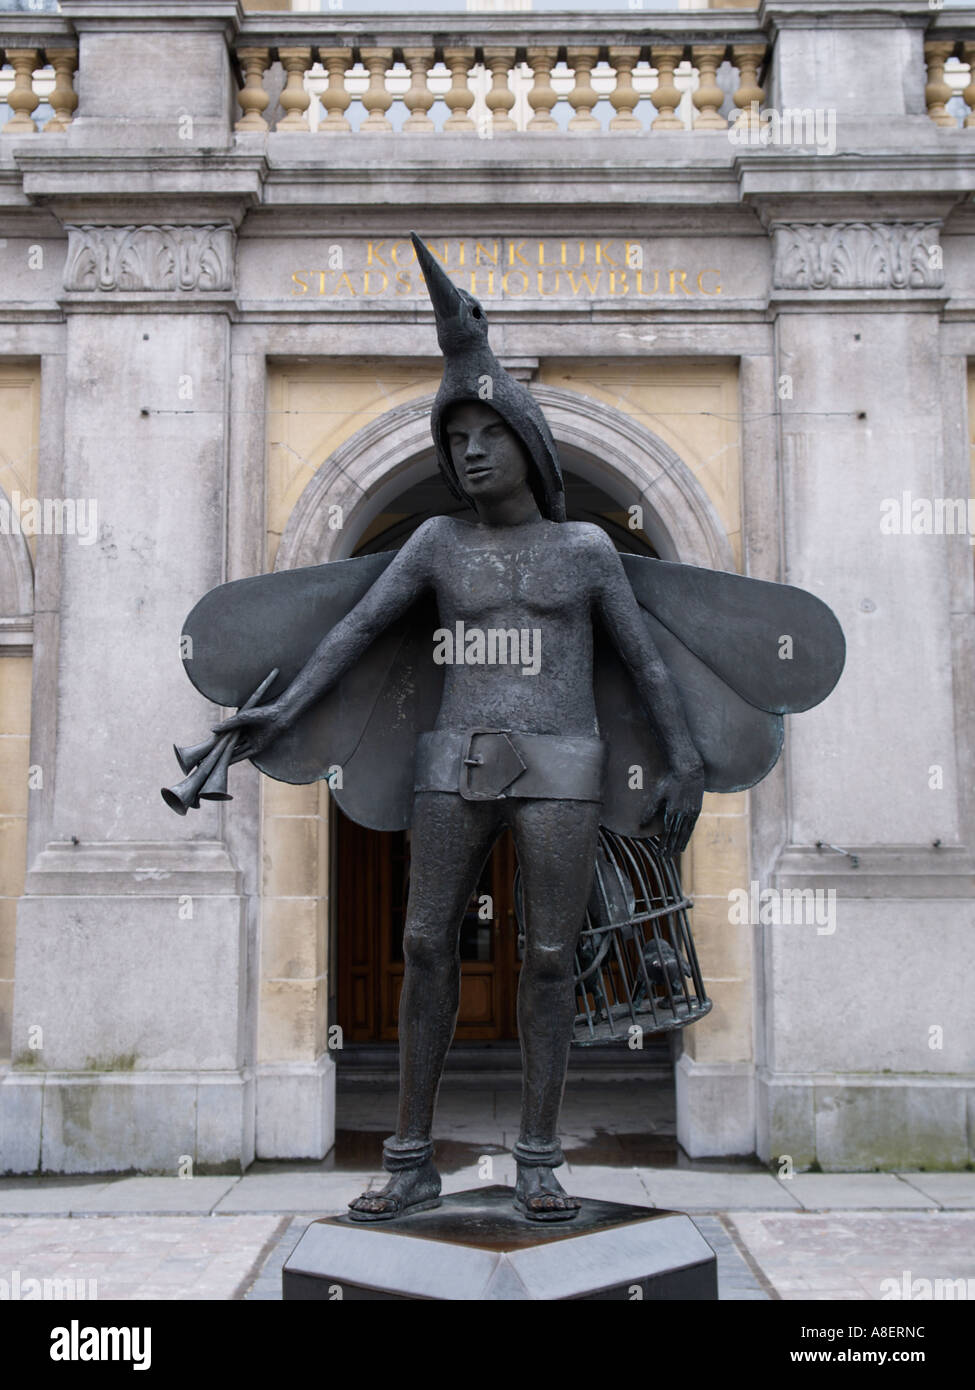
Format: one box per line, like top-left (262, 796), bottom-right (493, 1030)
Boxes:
top-left (590, 529), bottom-right (704, 857)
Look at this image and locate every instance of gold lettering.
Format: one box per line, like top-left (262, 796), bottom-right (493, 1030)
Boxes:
top-left (635, 269), bottom-right (660, 295)
top-left (390, 240), bottom-right (411, 267)
top-left (566, 270), bottom-right (602, 295)
top-left (507, 241), bottom-right (530, 267)
top-left (291, 271), bottom-right (309, 295)
top-left (475, 240), bottom-right (499, 266)
top-left (595, 241), bottom-right (619, 266)
top-left (367, 241), bottom-right (388, 267)
top-left (395, 270), bottom-right (413, 294)
top-left (333, 273), bottom-right (357, 296)
top-left (318, 271), bottom-right (328, 295)
top-left (502, 268), bottom-right (529, 296)
top-left (363, 270), bottom-right (388, 295)
top-left (698, 268), bottom-right (723, 295)
top-left (609, 270), bottom-right (629, 295)
top-left (470, 270), bottom-right (496, 297)
top-left (669, 269), bottom-right (693, 295)
top-left (537, 270), bottom-right (560, 296)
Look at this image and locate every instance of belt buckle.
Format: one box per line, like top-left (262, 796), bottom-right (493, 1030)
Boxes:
top-left (461, 729), bottom-right (527, 801)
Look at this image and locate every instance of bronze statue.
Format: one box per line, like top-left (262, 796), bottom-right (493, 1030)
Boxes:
top-left (163, 234), bottom-right (845, 1222)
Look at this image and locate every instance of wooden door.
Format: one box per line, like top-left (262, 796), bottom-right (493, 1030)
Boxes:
top-left (336, 811), bottom-right (521, 1042)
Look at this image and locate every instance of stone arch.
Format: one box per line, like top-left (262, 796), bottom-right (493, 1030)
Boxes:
top-left (274, 386), bottom-right (734, 572)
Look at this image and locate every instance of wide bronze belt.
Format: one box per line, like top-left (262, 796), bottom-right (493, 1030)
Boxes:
top-left (414, 729), bottom-right (607, 802)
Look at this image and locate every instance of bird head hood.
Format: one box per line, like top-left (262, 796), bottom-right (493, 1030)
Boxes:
top-left (411, 232), bottom-right (566, 521)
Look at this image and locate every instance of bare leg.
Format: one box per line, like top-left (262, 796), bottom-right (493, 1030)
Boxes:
top-left (510, 798), bottom-right (600, 1220)
top-left (349, 792), bottom-right (500, 1220)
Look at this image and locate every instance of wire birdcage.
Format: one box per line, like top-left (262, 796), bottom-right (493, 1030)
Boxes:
top-left (515, 828), bottom-right (711, 1046)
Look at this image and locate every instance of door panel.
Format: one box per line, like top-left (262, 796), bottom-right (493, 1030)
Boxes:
top-left (337, 810), bottom-right (520, 1042)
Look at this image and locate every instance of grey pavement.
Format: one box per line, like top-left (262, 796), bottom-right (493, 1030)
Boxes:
top-left (2, 1081), bottom-right (973, 1300)
top-left (1, 1167), bottom-right (973, 1301)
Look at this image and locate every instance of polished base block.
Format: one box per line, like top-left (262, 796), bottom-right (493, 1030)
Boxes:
top-left (282, 1184), bottom-right (717, 1301)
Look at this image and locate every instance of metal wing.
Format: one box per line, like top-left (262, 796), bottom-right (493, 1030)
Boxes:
top-left (597, 555), bottom-right (845, 836)
top-left (180, 552), bottom-right (443, 831)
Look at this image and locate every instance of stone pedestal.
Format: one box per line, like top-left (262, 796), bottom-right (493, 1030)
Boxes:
top-left (282, 1186), bottom-right (717, 1301)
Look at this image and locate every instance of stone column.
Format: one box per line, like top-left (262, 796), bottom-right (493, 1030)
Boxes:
top-left (0, 4), bottom-right (261, 1174)
top-left (754, 217), bottom-right (975, 1170)
top-left (0, 222), bottom-right (256, 1173)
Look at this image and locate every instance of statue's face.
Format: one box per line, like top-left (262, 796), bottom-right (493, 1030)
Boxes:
top-left (444, 400), bottom-right (531, 504)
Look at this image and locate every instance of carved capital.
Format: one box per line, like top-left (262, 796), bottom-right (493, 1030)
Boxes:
top-left (771, 222), bottom-right (944, 292)
top-left (63, 224), bottom-right (236, 293)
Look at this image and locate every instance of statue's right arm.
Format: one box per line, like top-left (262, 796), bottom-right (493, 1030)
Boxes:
top-left (214, 517), bottom-right (440, 756)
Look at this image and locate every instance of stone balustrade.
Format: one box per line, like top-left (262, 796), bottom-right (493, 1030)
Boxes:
top-left (229, 26), bottom-right (771, 137)
top-left (924, 38), bottom-right (975, 129)
top-left (0, 12), bottom-right (78, 135)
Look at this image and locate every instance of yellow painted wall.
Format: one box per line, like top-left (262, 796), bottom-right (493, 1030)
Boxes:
top-left (0, 361), bottom-right (39, 1060)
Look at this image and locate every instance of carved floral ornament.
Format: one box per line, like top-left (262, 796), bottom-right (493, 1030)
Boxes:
top-left (63, 224), bottom-right (236, 293)
top-left (771, 222), bottom-right (944, 292)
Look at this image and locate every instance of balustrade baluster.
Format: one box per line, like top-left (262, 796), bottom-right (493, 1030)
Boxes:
top-left (650, 46), bottom-right (684, 132)
top-left (443, 48), bottom-right (476, 132)
top-left (402, 47), bottom-right (434, 133)
top-left (692, 45), bottom-right (728, 131)
top-left (235, 47), bottom-right (270, 132)
top-left (3, 49), bottom-right (40, 134)
top-left (526, 47), bottom-right (559, 132)
top-left (317, 49), bottom-right (351, 133)
top-left (731, 44), bottom-right (764, 130)
top-left (608, 47), bottom-right (641, 132)
top-left (277, 47), bottom-right (312, 131)
top-left (484, 48), bottom-right (517, 133)
top-left (924, 41), bottom-right (957, 128)
top-left (568, 48), bottom-right (600, 133)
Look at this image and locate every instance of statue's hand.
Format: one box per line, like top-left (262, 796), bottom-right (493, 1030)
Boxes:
top-left (213, 701), bottom-right (294, 762)
top-left (642, 763), bottom-right (705, 859)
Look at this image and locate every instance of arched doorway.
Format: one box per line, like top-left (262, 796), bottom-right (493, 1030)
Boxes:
top-left (271, 379), bottom-right (739, 1086)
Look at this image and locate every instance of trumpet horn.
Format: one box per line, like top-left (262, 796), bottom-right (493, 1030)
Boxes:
top-left (174, 734), bottom-right (219, 776)
top-left (161, 733), bottom-right (231, 815)
top-left (197, 730), bottom-right (239, 801)
top-left (162, 667), bottom-right (281, 814)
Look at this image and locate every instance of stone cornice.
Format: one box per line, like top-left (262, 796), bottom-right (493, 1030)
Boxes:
top-left (11, 151), bottom-right (267, 225)
top-left (57, 0), bottom-right (243, 37)
top-left (759, 0), bottom-right (934, 29)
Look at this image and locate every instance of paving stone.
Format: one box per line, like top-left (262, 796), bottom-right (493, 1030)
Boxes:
top-left (783, 1173), bottom-right (934, 1210)
top-left (726, 1211), bottom-right (975, 1302)
top-left (896, 1172), bottom-right (975, 1208)
top-left (0, 1179), bottom-right (112, 1215)
top-left (639, 1171), bottom-right (802, 1211)
top-left (69, 1176), bottom-right (239, 1214)
top-left (216, 1172), bottom-right (382, 1214)
top-left (0, 1214), bottom-right (284, 1300)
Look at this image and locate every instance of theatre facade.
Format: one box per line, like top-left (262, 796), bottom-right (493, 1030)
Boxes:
top-left (1, 0), bottom-right (974, 1174)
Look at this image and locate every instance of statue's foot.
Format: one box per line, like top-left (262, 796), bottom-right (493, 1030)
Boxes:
top-left (513, 1164), bottom-right (582, 1223)
top-left (347, 1159), bottom-right (442, 1223)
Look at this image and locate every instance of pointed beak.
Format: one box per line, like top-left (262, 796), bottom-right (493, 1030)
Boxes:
top-left (410, 232), bottom-right (464, 334)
